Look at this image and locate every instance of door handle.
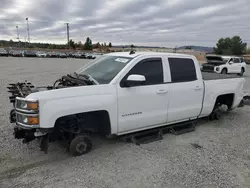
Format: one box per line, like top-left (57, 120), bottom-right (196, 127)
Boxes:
top-left (194, 86), bottom-right (202, 91)
top-left (156, 89), bottom-right (167, 94)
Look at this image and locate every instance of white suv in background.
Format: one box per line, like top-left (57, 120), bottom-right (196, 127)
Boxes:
top-left (201, 55), bottom-right (246, 76)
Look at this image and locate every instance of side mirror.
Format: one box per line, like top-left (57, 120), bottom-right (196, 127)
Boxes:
top-left (123, 74), bottom-right (146, 87)
top-left (229, 61), bottom-right (233, 64)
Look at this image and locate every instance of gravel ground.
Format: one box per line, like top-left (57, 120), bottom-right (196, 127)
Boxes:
top-left (0, 57), bottom-right (250, 188)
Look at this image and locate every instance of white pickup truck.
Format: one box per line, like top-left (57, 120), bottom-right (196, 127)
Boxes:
top-left (201, 55), bottom-right (246, 76)
top-left (7, 51), bottom-right (245, 156)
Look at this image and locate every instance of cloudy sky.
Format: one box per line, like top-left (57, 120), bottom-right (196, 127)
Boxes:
top-left (0, 0), bottom-right (249, 47)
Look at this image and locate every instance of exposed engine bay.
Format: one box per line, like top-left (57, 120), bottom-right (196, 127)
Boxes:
top-left (7, 73), bottom-right (96, 106)
top-left (7, 73), bottom-right (98, 154)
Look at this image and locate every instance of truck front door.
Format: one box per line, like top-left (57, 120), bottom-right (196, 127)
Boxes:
top-left (117, 57), bottom-right (169, 134)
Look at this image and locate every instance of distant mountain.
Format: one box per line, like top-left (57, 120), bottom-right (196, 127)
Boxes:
top-left (176, 46), bottom-right (214, 53)
top-left (113, 45), bottom-right (167, 49)
top-left (113, 45), bottom-right (214, 52)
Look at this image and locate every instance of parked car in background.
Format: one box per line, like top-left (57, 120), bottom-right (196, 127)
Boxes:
top-left (65, 52), bottom-right (74, 58)
top-left (72, 52), bottom-right (85, 58)
top-left (85, 53), bottom-right (93, 59)
top-left (57, 52), bottom-right (67, 58)
top-left (12, 50), bottom-right (22, 57)
top-left (47, 52), bottom-right (57, 58)
top-left (24, 51), bottom-right (37, 57)
top-left (36, 51), bottom-right (47, 58)
top-left (8, 50), bottom-right (14, 56)
top-left (201, 55), bottom-right (246, 76)
top-left (91, 53), bottom-right (97, 59)
top-left (0, 48), bottom-right (8, 56)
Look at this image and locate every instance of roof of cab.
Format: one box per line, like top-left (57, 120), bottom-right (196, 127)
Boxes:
top-left (106, 51), bottom-right (195, 58)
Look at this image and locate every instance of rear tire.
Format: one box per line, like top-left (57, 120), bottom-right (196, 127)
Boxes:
top-left (69, 135), bottom-right (92, 156)
top-left (238, 68), bottom-right (244, 76)
top-left (221, 68), bottom-right (227, 74)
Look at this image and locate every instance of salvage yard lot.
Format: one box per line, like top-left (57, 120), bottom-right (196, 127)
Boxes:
top-left (0, 57), bottom-right (250, 188)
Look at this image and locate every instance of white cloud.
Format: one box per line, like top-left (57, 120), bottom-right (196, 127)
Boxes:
top-left (0, 0), bottom-right (249, 47)
top-left (179, 4), bottom-right (225, 17)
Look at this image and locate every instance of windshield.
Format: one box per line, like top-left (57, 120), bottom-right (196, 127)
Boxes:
top-left (76, 55), bottom-right (133, 84)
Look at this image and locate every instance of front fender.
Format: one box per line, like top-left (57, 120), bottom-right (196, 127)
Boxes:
top-left (39, 94), bottom-right (118, 134)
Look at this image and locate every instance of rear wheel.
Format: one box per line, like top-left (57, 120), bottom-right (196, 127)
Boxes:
top-left (238, 68), bottom-right (244, 76)
top-left (221, 68), bottom-right (227, 74)
top-left (69, 135), bottom-right (92, 156)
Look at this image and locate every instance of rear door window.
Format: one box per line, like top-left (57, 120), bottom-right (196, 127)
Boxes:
top-left (168, 58), bottom-right (197, 82)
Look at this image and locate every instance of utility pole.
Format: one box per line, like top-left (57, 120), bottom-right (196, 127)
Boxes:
top-left (26, 17), bottom-right (30, 44)
top-left (16, 26), bottom-right (20, 48)
top-left (66, 23), bottom-right (70, 49)
top-left (24, 36), bottom-right (26, 48)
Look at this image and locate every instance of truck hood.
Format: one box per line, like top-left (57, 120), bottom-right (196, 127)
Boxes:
top-left (26, 84), bottom-right (116, 101)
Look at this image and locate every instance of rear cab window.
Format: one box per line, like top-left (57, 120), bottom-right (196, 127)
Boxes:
top-left (168, 58), bottom-right (197, 82)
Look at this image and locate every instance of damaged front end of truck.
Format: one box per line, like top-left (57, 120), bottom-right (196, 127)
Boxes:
top-left (7, 73), bottom-right (96, 153)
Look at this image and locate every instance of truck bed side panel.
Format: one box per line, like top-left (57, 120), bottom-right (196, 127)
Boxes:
top-left (201, 78), bottom-right (245, 116)
top-left (202, 72), bottom-right (241, 80)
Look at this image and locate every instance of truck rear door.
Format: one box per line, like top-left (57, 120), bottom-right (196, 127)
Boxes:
top-left (166, 57), bottom-right (204, 122)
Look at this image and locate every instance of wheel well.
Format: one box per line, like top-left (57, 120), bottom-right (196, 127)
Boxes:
top-left (214, 93), bottom-right (234, 110)
top-left (54, 110), bottom-right (111, 135)
top-left (242, 67), bottom-right (245, 72)
top-left (221, 68), bottom-right (227, 73)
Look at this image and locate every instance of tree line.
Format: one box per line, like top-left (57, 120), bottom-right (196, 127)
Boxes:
top-left (1, 35), bottom-right (249, 55)
top-left (0, 37), bottom-right (112, 50)
top-left (67, 37), bottom-right (112, 50)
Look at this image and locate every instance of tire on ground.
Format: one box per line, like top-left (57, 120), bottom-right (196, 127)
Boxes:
top-left (221, 68), bottom-right (227, 74)
top-left (69, 135), bottom-right (92, 156)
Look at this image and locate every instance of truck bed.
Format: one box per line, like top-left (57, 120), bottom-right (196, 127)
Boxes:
top-left (202, 72), bottom-right (241, 80)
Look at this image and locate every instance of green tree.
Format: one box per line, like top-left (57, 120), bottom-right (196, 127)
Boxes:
top-left (96, 42), bottom-right (101, 48)
top-left (108, 42), bottom-right (112, 47)
top-left (84, 37), bottom-right (93, 50)
top-left (130, 44), bottom-right (135, 48)
top-left (213, 36), bottom-right (247, 55)
top-left (68, 39), bottom-right (76, 49)
top-left (93, 42), bottom-right (101, 49)
top-left (76, 41), bottom-right (83, 49)
top-left (230, 36), bottom-right (247, 55)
